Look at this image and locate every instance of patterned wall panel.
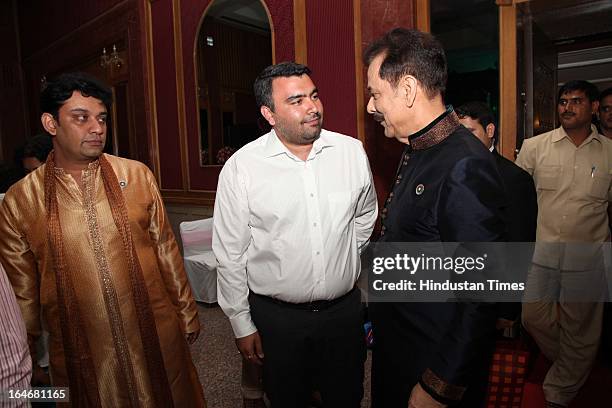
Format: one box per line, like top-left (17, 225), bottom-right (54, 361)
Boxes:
top-left (306, 0), bottom-right (357, 138)
top-left (359, 0), bottom-right (415, 211)
top-left (150, 0), bottom-right (183, 190)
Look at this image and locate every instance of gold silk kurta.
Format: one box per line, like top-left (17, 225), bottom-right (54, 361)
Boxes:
top-left (0, 154), bottom-right (205, 407)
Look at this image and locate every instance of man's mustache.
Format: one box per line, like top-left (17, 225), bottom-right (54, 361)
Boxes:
top-left (561, 112), bottom-right (575, 118)
top-left (302, 113), bottom-right (321, 123)
top-left (372, 113), bottom-right (384, 122)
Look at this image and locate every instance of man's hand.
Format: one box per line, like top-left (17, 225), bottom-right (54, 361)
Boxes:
top-left (408, 383), bottom-right (447, 408)
top-left (236, 331), bottom-right (264, 366)
top-left (185, 328), bottom-right (200, 345)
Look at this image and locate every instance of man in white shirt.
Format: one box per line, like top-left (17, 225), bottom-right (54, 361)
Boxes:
top-left (213, 62), bottom-right (378, 408)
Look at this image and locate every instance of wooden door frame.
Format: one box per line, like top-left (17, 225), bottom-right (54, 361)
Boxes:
top-left (497, 0), bottom-right (521, 160)
top-left (417, 0), bottom-right (521, 160)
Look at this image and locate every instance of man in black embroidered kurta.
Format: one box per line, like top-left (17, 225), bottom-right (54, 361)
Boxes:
top-left (364, 29), bottom-right (506, 408)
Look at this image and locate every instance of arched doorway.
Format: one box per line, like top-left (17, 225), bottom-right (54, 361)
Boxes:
top-left (195, 0), bottom-right (273, 166)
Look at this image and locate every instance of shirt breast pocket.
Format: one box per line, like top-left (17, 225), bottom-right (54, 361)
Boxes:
top-left (536, 165), bottom-right (561, 191)
top-left (589, 173), bottom-right (612, 200)
top-left (328, 190), bottom-right (358, 234)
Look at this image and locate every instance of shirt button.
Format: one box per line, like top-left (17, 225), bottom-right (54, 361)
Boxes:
top-left (316, 251), bottom-right (320, 255)
top-left (310, 193), bottom-right (314, 197)
top-left (313, 222), bottom-right (317, 227)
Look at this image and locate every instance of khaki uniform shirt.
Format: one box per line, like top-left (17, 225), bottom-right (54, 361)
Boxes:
top-left (515, 125), bottom-right (612, 270)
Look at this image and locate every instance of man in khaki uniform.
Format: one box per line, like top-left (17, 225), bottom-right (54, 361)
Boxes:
top-left (516, 80), bottom-right (611, 408)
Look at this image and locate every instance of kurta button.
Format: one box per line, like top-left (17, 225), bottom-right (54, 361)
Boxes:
top-left (389, 192), bottom-right (394, 197)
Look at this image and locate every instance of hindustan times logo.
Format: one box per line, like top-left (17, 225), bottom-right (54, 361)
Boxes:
top-left (371, 253), bottom-right (487, 275)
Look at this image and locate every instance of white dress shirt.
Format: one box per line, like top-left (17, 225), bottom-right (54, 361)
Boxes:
top-left (213, 129), bottom-right (378, 338)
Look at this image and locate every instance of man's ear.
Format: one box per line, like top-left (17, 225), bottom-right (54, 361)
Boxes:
top-left (400, 75), bottom-right (418, 108)
top-left (41, 113), bottom-right (58, 136)
top-left (260, 106), bottom-right (275, 127)
top-left (486, 123), bottom-right (496, 140)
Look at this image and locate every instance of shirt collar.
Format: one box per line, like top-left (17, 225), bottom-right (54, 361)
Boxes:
top-left (263, 129), bottom-right (334, 159)
top-left (552, 124), bottom-right (601, 145)
top-left (408, 105), bottom-right (461, 151)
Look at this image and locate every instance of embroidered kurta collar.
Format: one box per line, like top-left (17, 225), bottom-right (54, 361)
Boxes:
top-left (53, 156), bottom-right (101, 175)
top-left (408, 106), bottom-right (460, 151)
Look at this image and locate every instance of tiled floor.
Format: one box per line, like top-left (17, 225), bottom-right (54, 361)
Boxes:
top-left (190, 304), bottom-right (372, 408)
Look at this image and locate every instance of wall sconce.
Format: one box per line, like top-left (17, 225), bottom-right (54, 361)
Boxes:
top-left (100, 45), bottom-right (124, 69)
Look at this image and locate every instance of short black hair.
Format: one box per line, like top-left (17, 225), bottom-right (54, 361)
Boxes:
top-left (456, 101), bottom-right (498, 144)
top-left (23, 133), bottom-right (53, 162)
top-left (363, 27), bottom-right (447, 98)
top-left (40, 72), bottom-right (112, 120)
top-left (253, 62), bottom-right (311, 111)
top-left (599, 87), bottom-right (612, 102)
top-left (558, 80), bottom-right (599, 103)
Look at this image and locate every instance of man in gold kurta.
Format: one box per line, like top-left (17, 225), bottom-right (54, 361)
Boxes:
top-left (0, 72), bottom-right (206, 407)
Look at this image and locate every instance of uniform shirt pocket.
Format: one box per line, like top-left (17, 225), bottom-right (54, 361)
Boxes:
top-left (536, 165), bottom-right (561, 191)
top-left (589, 172), bottom-right (612, 200)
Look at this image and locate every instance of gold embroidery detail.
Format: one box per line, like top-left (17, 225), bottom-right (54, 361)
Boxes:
top-left (410, 110), bottom-right (461, 151)
top-left (83, 166), bottom-right (140, 408)
top-left (421, 368), bottom-right (466, 401)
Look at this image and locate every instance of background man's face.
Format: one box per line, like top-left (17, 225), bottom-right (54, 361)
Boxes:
top-left (366, 54), bottom-right (410, 144)
top-left (458, 116), bottom-right (493, 148)
top-left (557, 90), bottom-right (596, 131)
top-left (599, 94), bottom-right (612, 133)
top-left (22, 157), bottom-right (43, 174)
top-left (266, 75), bottom-right (323, 146)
